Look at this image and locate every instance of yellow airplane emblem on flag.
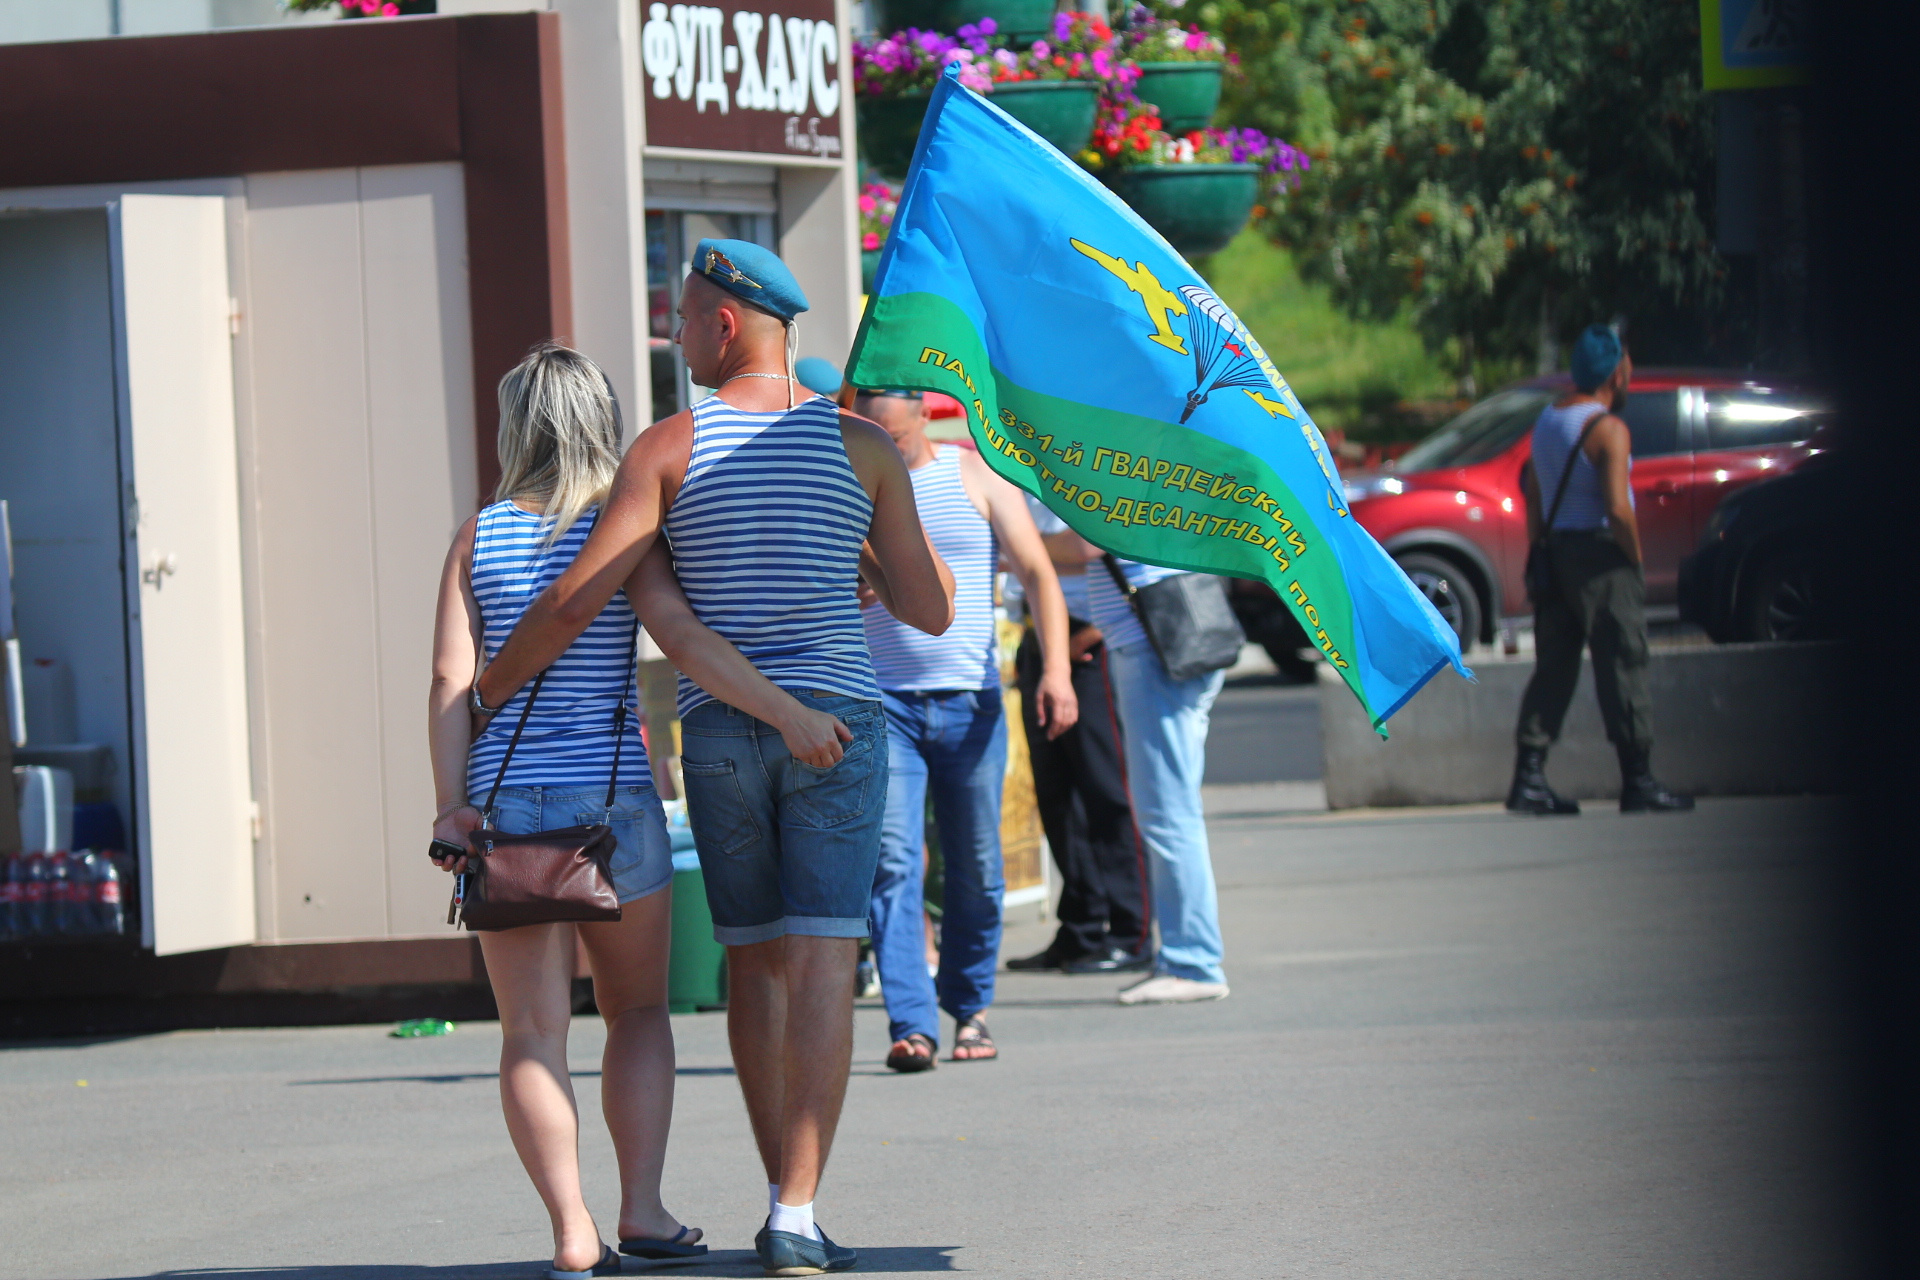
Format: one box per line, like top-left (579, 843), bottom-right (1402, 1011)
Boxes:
top-left (1243, 388), bottom-right (1295, 419)
top-left (1070, 238), bottom-right (1188, 355)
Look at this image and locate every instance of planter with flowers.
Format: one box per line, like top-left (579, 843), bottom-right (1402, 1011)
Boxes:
top-left (858, 181), bottom-right (900, 293)
top-left (853, 14), bottom-right (1137, 176)
top-left (934, 0), bottom-right (1058, 42)
top-left (1121, 8), bottom-right (1228, 133)
top-left (284, 0), bottom-right (436, 15)
top-left (1082, 109), bottom-right (1309, 256)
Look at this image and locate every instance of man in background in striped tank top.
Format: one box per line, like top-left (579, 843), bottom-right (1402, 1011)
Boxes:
top-left (476, 241), bottom-right (955, 1275)
top-left (853, 389), bottom-right (1079, 1073)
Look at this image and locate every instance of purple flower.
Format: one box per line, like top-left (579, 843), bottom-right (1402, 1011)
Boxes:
top-left (1030, 39), bottom-right (1050, 58)
top-left (977, 16), bottom-right (997, 35)
top-left (1092, 48), bottom-right (1112, 78)
top-left (1053, 11), bottom-right (1071, 41)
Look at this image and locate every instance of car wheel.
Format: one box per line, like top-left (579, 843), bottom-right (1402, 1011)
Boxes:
top-left (1394, 551), bottom-right (1484, 649)
top-left (1262, 643), bottom-right (1319, 684)
top-left (1737, 548), bottom-right (1826, 642)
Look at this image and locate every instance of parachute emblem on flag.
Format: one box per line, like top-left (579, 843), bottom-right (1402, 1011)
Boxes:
top-left (1176, 285), bottom-right (1288, 424)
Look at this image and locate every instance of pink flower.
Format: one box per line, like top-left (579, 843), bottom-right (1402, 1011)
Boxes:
top-left (858, 194), bottom-right (877, 215)
top-left (862, 232), bottom-right (882, 250)
top-left (1185, 30), bottom-right (1207, 51)
top-left (1030, 39), bottom-right (1050, 59)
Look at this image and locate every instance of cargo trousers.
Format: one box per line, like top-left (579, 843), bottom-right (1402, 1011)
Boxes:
top-left (1516, 529), bottom-right (1654, 756)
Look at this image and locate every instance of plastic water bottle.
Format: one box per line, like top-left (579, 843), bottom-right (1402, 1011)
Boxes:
top-left (0, 855), bottom-right (18, 939)
top-left (93, 853), bottom-right (123, 936)
top-left (20, 853), bottom-right (47, 936)
top-left (47, 851), bottom-right (76, 933)
top-left (66, 852), bottom-right (94, 935)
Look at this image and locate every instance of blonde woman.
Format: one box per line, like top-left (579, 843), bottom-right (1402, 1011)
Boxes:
top-left (430, 346), bottom-right (853, 1278)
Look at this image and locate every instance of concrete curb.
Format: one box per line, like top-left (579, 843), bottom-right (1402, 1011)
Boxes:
top-left (1319, 640), bottom-right (1847, 808)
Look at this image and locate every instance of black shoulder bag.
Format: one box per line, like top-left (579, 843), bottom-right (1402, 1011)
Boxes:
top-left (449, 630), bottom-right (639, 931)
top-left (1523, 409), bottom-right (1605, 608)
top-left (1101, 555), bottom-right (1246, 682)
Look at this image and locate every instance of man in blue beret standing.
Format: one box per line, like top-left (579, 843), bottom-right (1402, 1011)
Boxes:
top-left (475, 239), bottom-right (956, 1274)
top-left (1509, 324), bottom-right (1692, 815)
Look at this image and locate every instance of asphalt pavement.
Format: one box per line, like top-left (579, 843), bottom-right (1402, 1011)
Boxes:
top-left (2, 796), bottom-right (1845, 1280)
top-left (1202, 675), bottom-right (1322, 786)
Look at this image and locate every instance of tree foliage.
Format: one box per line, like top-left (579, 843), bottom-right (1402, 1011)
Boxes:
top-left (1159, 0), bottom-right (1721, 386)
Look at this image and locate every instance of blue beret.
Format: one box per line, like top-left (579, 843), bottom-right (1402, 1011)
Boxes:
top-left (1570, 324), bottom-right (1623, 392)
top-left (690, 238), bottom-right (809, 323)
top-left (793, 357), bottom-right (843, 395)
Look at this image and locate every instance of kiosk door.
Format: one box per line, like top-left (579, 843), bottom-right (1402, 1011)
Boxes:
top-left (113, 195), bottom-right (256, 956)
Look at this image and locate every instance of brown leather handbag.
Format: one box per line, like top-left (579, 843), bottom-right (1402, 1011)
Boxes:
top-left (448, 635), bottom-right (637, 932)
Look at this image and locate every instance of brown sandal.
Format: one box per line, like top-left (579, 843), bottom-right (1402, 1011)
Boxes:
top-left (952, 1015), bottom-right (997, 1062)
top-left (886, 1033), bottom-right (937, 1073)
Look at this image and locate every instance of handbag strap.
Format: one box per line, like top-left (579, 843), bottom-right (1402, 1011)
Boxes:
top-left (480, 668), bottom-right (547, 819)
top-left (1539, 407), bottom-right (1606, 540)
top-left (478, 622), bottom-right (641, 824)
top-left (1102, 552), bottom-right (1170, 665)
top-left (1101, 553), bottom-right (1141, 613)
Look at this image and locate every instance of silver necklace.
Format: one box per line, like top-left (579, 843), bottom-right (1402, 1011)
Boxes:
top-left (722, 372), bottom-right (793, 384)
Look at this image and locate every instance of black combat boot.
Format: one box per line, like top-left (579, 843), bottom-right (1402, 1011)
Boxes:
top-left (1506, 745), bottom-right (1580, 815)
top-left (1617, 747), bottom-right (1694, 812)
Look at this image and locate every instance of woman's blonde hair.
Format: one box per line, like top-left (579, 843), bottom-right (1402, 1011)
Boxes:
top-left (494, 343), bottom-right (624, 550)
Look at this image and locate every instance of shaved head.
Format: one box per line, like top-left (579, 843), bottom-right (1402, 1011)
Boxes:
top-left (677, 272), bottom-right (790, 387)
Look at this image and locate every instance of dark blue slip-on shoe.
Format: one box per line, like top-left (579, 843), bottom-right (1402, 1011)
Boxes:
top-left (756, 1221), bottom-right (857, 1275)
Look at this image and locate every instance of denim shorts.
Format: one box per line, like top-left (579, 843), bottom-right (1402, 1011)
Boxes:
top-left (678, 691), bottom-right (887, 946)
top-left (473, 784), bottom-right (673, 905)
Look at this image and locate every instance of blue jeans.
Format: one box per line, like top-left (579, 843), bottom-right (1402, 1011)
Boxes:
top-left (678, 691), bottom-right (888, 945)
top-left (1106, 643), bottom-right (1226, 984)
top-left (870, 687), bottom-right (1007, 1044)
top-left (475, 785), bottom-right (671, 904)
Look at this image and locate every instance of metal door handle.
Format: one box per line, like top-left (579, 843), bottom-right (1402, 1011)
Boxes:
top-left (142, 553), bottom-right (178, 588)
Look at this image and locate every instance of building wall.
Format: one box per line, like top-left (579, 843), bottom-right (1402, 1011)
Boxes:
top-left (0, 0), bottom-right (332, 44)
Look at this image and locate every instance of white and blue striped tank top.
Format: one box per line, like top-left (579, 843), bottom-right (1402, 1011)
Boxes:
top-left (1531, 401), bottom-right (1619, 531)
top-left (466, 501), bottom-right (648, 798)
top-left (665, 393), bottom-right (879, 716)
top-left (863, 445), bottom-right (998, 691)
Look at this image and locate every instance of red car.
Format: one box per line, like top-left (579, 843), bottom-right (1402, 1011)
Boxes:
top-left (1230, 370), bottom-right (1830, 670)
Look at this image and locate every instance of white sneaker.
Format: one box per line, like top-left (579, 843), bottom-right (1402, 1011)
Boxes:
top-left (1117, 974), bottom-right (1229, 1005)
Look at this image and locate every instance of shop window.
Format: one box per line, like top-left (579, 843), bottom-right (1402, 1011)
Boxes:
top-left (645, 208), bottom-right (777, 421)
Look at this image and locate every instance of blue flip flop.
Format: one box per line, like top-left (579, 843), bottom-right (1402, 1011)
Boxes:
top-left (619, 1225), bottom-right (709, 1260)
top-left (547, 1243), bottom-right (623, 1279)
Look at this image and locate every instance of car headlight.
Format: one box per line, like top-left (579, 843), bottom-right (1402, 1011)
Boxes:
top-left (1343, 475), bottom-right (1406, 503)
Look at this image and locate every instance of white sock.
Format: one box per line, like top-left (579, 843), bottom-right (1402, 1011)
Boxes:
top-left (769, 1198), bottom-right (819, 1241)
top-left (768, 1184), bottom-right (780, 1216)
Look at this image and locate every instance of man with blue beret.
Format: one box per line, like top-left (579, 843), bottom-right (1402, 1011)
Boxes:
top-left (475, 238), bottom-right (957, 1273)
top-left (1510, 324), bottom-right (1692, 815)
